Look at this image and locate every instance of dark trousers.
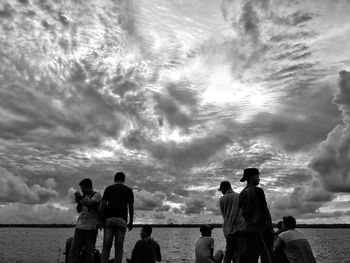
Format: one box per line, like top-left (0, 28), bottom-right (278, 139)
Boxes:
top-left (240, 230), bottom-right (274, 263)
top-left (68, 228), bottom-right (98, 263)
top-left (223, 231), bottom-right (246, 263)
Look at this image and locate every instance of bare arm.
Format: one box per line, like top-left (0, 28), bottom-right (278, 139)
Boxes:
top-left (128, 202), bottom-right (134, 231)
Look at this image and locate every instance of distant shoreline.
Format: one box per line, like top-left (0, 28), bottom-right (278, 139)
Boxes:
top-left (1, 223), bottom-right (350, 228)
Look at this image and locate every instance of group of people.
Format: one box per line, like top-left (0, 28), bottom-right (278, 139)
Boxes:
top-left (68, 168), bottom-right (316, 263)
top-left (195, 167), bottom-right (316, 263)
top-left (68, 172), bottom-right (160, 263)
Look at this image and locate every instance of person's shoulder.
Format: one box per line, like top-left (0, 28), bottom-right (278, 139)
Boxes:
top-left (93, 191), bottom-right (102, 199)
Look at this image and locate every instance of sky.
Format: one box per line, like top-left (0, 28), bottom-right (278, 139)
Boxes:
top-left (1, 0), bottom-right (350, 224)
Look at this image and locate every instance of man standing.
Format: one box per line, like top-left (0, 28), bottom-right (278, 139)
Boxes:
top-left (99, 172), bottom-right (134, 263)
top-left (239, 168), bottom-right (274, 263)
top-left (218, 181), bottom-right (246, 263)
top-left (69, 178), bottom-right (101, 263)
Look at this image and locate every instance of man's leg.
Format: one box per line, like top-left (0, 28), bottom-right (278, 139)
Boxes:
top-left (84, 229), bottom-right (98, 263)
top-left (223, 234), bottom-right (235, 263)
top-left (214, 250), bottom-right (224, 263)
top-left (240, 231), bottom-right (260, 263)
top-left (114, 226), bottom-right (126, 263)
top-left (101, 226), bottom-right (115, 263)
top-left (68, 228), bottom-right (84, 263)
top-left (260, 230), bottom-right (274, 263)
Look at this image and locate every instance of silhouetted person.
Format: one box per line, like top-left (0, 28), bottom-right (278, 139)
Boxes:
top-left (218, 181), bottom-right (246, 263)
top-left (69, 178), bottom-right (101, 263)
top-left (195, 225), bottom-right (224, 263)
top-left (275, 216), bottom-right (316, 263)
top-left (99, 172), bottom-right (134, 263)
top-left (127, 225), bottom-right (161, 263)
top-left (239, 168), bottom-right (274, 263)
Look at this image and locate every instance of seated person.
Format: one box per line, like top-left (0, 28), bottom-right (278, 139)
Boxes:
top-left (127, 225), bottom-right (161, 263)
top-left (195, 225), bottom-right (224, 263)
top-left (274, 220), bottom-right (290, 263)
top-left (275, 216), bottom-right (316, 263)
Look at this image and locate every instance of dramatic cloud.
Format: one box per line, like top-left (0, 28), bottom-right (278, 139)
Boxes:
top-left (0, 168), bottom-right (58, 204)
top-left (1, 0), bottom-right (350, 223)
top-left (310, 71), bottom-right (350, 193)
top-left (134, 190), bottom-right (166, 211)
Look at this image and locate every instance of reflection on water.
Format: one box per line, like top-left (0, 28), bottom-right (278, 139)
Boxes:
top-left (0, 227), bottom-right (349, 263)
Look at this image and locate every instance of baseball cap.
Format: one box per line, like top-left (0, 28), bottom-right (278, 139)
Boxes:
top-left (240, 168), bottom-right (259, 182)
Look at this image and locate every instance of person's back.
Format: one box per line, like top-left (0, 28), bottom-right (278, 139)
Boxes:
top-left (103, 183), bottom-right (133, 221)
top-left (131, 238), bottom-right (161, 263)
top-left (130, 226), bottom-right (161, 263)
top-left (219, 189), bottom-right (245, 237)
top-left (278, 229), bottom-right (315, 263)
top-left (195, 225), bottom-right (223, 263)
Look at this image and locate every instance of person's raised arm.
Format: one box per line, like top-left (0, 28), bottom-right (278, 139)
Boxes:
top-left (80, 193), bottom-right (100, 208)
top-left (127, 202), bottom-right (134, 231)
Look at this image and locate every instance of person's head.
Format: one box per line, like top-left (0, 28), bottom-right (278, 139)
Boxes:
top-left (240, 168), bottom-right (260, 186)
top-left (114, 172), bottom-right (125, 183)
top-left (199, 224), bottom-right (213, 237)
top-left (140, 225), bottom-right (152, 239)
top-left (218, 181), bottom-right (232, 194)
top-left (282, 216), bottom-right (296, 229)
top-left (276, 220), bottom-right (283, 230)
top-left (79, 178), bottom-right (93, 195)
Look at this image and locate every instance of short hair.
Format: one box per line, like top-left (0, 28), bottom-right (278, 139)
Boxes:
top-left (114, 172), bottom-right (125, 182)
top-left (283, 216), bottom-right (296, 229)
top-left (142, 225), bottom-right (152, 236)
top-left (79, 178), bottom-right (92, 188)
top-left (218, 181), bottom-right (232, 191)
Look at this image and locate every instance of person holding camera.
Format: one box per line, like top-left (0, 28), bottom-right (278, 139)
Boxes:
top-left (69, 178), bottom-right (101, 263)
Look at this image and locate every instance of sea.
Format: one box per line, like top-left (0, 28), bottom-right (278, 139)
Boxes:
top-left (0, 227), bottom-right (349, 263)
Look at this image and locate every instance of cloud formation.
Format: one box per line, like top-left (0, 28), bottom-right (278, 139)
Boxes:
top-left (0, 168), bottom-right (58, 204)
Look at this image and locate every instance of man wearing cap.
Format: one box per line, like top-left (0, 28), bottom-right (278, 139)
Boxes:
top-left (239, 168), bottom-right (274, 263)
top-left (218, 181), bottom-right (246, 263)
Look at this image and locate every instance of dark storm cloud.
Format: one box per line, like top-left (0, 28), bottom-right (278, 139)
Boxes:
top-left (0, 167), bottom-right (58, 204)
top-left (250, 85), bottom-right (340, 152)
top-left (271, 183), bottom-right (334, 219)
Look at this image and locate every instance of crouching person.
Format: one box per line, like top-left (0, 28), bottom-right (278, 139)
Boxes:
top-left (127, 225), bottom-right (161, 263)
top-left (69, 178), bottom-right (101, 263)
top-left (195, 225), bottom-right (224, 263)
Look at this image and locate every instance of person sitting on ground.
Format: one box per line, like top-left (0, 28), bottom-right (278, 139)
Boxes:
top-left (195, 224), bottom-right (224, 263)
top-left (274, 216), bottom-right (316, 263)
top-left (274, 220), bottom-right (290, 263)
top-left (127, 225), bottom-right (161, 263)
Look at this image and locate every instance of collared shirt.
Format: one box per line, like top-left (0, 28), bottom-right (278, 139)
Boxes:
top-left (219, 189), bottom-right (245, 237)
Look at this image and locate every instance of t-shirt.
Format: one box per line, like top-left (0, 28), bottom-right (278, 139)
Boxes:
top-left (195, 236), bottom-right (214, 263)
top-left (239, 185), bottom-right (270, 232)
top-left (278, 229), bottom-right (316, 263)
top-left (131, 238), bottom-right (161, 263)
top-left (219, 189), bottom-right (245, 237)
top-left (76, 191), bottom-right (102, 230)
top-left (102, 183), bottom-right (134, 221)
